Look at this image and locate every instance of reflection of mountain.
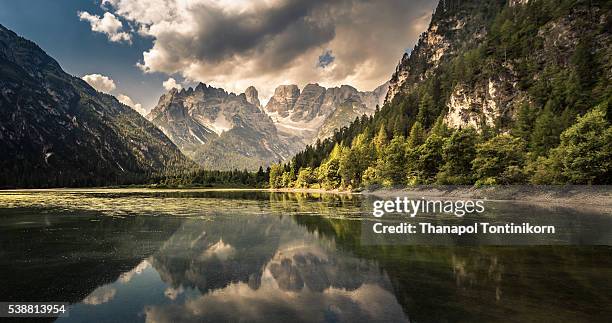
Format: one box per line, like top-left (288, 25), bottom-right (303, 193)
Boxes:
top-left (7, 192), bottom-right (610, 322)
top-left (145, 214), bottom-right (408, 322)
top-left (292, 211), bottom-right (612, 322)
top-left (0, 212), bottom-right (180, 303)
top-left (149, 217), bottom-right (283, 293)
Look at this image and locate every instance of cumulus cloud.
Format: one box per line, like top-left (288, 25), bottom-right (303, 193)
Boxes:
top-left (117, 94), bottom-right (146, 115)
top-left (97, 0), bottom-right (437, 99)
top-left (82, 73), bottom-right (146, 115)
top-left (82, 73), bottom-right (117, 93)
top-left (162, 77), bottom-right (183, 91)
top-left (78, 11), bottom-right (132, 43)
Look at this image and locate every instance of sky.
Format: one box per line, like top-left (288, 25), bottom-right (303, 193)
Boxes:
top-left (0, 0), bottom-right (437, 113)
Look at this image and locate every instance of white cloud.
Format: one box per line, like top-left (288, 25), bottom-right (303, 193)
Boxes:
top-left (82, 73), bottom-right (146, 115)
top-left (78, 11), bottom-right (132, 43)
top-left (82, 73), bottom-right (117, 93)
top-left (95, 0), bottom-right (436, 99)
top-left (117, 93), bottom-right (146, 115)
top-left (162, 77), bottom-right (183, 91)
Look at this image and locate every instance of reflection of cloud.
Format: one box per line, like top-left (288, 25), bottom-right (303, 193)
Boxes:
top-left (146, 238), bottom-right (407, 322)
top-left (201, 239), bottom-right (235, 261)
top-left (164, 286), bottom-right (184, 300)
top-left (82, 286), bottom-right (117, 305)
top-left (145, 282), bottom-right (407, 322)
top-left (119, 259), bottom-right (151, 283)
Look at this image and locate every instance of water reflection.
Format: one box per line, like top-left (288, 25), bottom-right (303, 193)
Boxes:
top-left (140, 217), bottom-right (407, 322)
top-left (0, 190), bottom-right (610, 322)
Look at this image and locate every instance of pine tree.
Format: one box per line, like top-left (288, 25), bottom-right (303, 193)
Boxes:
top-left (530, 102), bottom-right (561, 156)
top-left (373, 124), bottom-right (389, 157)
top-left (472, 134), bottom-right (526, 185)
top-left (380, 136), bottom-right (407, 187)
top-left (407, 121), bottom-right (426, 148)
top-left (556, 104), bottom-right (611, 184)
top-left (437, 127), bottom-right (479, 184)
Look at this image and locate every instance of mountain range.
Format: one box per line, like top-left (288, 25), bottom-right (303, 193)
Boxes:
top-left (148, 81), bottom-right (388, 170)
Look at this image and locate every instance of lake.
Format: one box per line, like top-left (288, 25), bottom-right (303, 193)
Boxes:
top-left (0, 189), bottom-right (610, 322)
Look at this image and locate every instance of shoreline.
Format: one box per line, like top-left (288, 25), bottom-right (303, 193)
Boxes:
top-left (362, 185), bottom-right (612, 213)
top-left (1, 185), bottom-right (610, 211)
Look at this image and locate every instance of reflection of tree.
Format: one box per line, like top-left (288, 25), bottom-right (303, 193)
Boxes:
top-left (291, 213), bottom-right (612, 322)
top-left (0, 212), bottom-right (180, 303)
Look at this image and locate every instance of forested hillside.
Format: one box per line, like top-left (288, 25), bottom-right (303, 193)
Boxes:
top-left (0, 24), bottom-right (190, 188)
top-left (270, 0), bottom-right (611, 189)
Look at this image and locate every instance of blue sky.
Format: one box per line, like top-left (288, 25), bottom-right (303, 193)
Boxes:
top-left (0, 0), bottom-right (170, 109)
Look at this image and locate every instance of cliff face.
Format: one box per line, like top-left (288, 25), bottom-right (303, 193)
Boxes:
top-left (148, 84), bottom-right (293, 170)
top-left (245, 86), bottom-right (262, 109)
top-left (266, 83), bottom-right (388, 145)
top-left (265, 85), bottom-right (301, 117)
top-left (386, 0), bottom-right (500, 105)
top-left (385, 0), bottom-right (611, 132)
top-left (0, 24), bottom-right (188, 187)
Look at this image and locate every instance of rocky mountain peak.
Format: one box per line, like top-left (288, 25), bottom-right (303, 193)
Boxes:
top-left (264, 85), bottom-right (301, 117)
top-left (245, 86), bottom-right (261, 109)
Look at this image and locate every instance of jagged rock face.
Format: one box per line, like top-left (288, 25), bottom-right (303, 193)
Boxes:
top-left (291, 83), bottom-right (326, 122)
top-left (509, 0), bottom-right (529, 6)
top-left (385, 0), bottom-right (610, 132)
top-left (266, 83), bottom-right (388, 146)
top-left (444, 80), bottom-right (507, 129)
top-left (151, 81), bottom-right (388, 170)
top-left (385, 0), bottom-right (495, 104)
top-left (443, 3), bottom-right (610, 131)
top-left (149, 83), bottom-right (293, 170)
top-left (0, 24), bottom-right (188, 187)
top-left (245, 86), bottom-right (261, 109)
top-left (265, 85), bottom-right (300, 117)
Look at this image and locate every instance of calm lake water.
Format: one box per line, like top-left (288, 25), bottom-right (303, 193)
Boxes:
top-left (0, 190), bottom-right (610, 322)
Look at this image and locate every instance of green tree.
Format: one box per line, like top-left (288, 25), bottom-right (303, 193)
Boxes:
top-left (269, 163), bottom-right (284, 188)
top-left (430, 115), bottom-right (450, 137)
top-left (511, 102), bottom-right (537, 142)
top-left (555, 104), bottom-right (612, 184)
top-left (339, 133), bottom-right (376, 187)
top-left (437, 128), bottom-right (479, 184)
top-left (472, 134), bottom-right (527, 184)
top-left (530, 102), bottom-right (562, 156)
top-left (417, 92), bottom-right (436, 127)
top-left (295, 167), bottom-right (316, 188)
top-left (410, 134), bottom-right (445, 184)
top-left (380, 136), bottom-right (407, 187)
top-left (317, 144), bottom-right (343, 189)
top-left (373, 124), bottom-right (388, 157)
top-left (407, 121), bottom-right (426, 148)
